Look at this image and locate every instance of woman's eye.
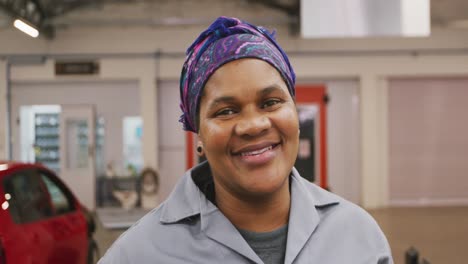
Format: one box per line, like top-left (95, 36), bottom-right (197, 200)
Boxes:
top-left (262, 99), bottom-right (281, 109)
top-left (215, 108), bottom-right (236, 116)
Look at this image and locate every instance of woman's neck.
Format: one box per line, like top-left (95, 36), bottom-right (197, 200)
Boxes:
top-left (214, 180), bottom-right (291, 232)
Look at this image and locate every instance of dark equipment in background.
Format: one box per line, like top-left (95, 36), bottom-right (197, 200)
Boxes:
top-left (405, 247), bottom-right (430, 264)
top-left (294, 113), bottom-right (315, 182)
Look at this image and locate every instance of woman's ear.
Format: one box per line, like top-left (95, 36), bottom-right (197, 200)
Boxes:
top-left (196, 140), bottom-right (204, 157)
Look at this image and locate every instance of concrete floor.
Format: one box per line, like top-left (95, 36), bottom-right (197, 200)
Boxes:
top-left (369, 206), bottom-right (468, 264)
top-left (94, 206), bottom-right (468, 264)
top-left (94, 218), bottom-right (126, 261)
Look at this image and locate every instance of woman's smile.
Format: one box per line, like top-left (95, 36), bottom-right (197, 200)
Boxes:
top-left (231, 141), bottom-right (281, 167)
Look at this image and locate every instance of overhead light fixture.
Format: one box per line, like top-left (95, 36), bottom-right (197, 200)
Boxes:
top-left (301, 0), bottom-right (430, 38)
top-left (14, 19), bottom-right (39, 38)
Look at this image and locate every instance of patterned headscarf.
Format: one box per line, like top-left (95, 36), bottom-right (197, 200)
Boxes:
top-left (179, 16), bottom-right (296, 132)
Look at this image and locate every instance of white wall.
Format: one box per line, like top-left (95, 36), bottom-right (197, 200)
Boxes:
top-left (1, 1), bottom-right (468, 208)
top-left (326, 80), bottom-right (362, 204)
top-left (157, 80), bottom-right (186, 200)
top-left (389, 78), bottom-right (468, 206)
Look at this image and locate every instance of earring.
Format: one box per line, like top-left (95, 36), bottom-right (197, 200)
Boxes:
top-left (197, 146), bottom-right (202, 153)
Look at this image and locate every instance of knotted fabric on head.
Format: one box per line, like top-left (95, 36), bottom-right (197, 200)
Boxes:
top-left (179, 16), bottom-right (296, 133)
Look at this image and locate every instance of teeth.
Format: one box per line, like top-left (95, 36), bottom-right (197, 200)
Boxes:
top-left (240, 145), bottom-right (273, 156)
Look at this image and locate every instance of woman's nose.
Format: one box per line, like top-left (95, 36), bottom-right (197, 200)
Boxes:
top-left (235, 111), bottom-right (271, 137)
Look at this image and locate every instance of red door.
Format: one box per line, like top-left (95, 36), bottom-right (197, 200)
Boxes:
top-left (295, 85), bottom-right (328, 189)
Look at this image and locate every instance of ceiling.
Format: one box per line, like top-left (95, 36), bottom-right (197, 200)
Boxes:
top-left (0, 0), bottom-right (298, 38)
top-left (1, 0), bottom-right (467, 39)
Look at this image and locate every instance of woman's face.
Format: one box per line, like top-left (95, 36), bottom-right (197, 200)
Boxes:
top-left (198, 59), bottom-right (299, 199)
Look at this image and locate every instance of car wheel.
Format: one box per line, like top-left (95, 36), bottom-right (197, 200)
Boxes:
top-left (87, 238), bottom-right (100, 264)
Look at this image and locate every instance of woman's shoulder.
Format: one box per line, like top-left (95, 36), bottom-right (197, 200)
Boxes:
top-left (294, 175), bottom-right (392, 260)
top-left (294, 174), bottom-right (387, 239)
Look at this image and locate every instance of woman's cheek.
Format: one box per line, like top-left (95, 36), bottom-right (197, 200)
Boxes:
top-left (203, 121), bottom-right (231, 146)
top-left (276, 106), bottom-right (299, 128)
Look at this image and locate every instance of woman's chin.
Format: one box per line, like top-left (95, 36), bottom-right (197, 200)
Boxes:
top-left (239, 175), bottom-right (289, 197)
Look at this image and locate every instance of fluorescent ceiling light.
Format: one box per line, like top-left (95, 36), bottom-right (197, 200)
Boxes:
top-left (14, 19), bottom-right (39, 38)
top-left (301, 0), bottom-right (430, 38)
top-left (401, 0), bottom-right (431, 36)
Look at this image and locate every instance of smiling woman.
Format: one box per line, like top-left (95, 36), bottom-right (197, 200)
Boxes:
top-left (99, 16), bottom-right (394, 264)
top-left (198, 59), bottom-right (299, 232)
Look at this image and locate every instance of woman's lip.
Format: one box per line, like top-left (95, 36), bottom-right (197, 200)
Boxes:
top-left (232, 141), bottom-right (280, 155)
top-left (233, 143), bottom-right (280, 166)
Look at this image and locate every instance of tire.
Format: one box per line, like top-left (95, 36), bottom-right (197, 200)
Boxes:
top-left (87, 238), bottom-right (100, 264)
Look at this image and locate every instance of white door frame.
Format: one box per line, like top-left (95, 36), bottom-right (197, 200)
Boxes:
top-left (59, 104), bottom-right (96, 210)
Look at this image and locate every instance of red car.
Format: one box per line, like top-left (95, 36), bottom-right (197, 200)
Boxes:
top-left (0, 161), bottom-right (98, 264)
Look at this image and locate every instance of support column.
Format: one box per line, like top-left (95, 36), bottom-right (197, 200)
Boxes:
top-left (360, 74), bottom-right (389, 208)
top-left (140, 68), bottom-right (158, 169)
top-left (101, 58), bottom-right (159, 170)
top-left (0, 60), bottom-right (7, 160)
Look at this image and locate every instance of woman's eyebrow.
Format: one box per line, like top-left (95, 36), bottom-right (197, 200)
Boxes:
top-left (208, 96), bottom-right (237, 110)
top-left (258, 85), bottom-right (287, 97)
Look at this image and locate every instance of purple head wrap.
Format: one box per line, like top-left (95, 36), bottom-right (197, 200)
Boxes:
top-left (179, 16), bottom-right (296, 132)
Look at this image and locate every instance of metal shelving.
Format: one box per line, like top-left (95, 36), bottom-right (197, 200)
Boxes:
top-left (34, 113), bottom-right (60, 172)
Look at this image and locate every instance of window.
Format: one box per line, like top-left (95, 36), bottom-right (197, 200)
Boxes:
top-left (2, 171), bottom-right (53, 224)
top-left (2, 179), bottom-right (21, 223)
top-left (39, 172), bottom-right (74, 215)
top-left (123, 116), bottom-right (143, 174)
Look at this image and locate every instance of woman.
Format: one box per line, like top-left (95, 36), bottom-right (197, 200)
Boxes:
top-left (99, 17), bottom-right (393, 264)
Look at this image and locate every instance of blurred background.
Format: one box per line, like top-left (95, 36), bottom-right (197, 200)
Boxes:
top-left (0, 0), bottom-right (467, 263)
